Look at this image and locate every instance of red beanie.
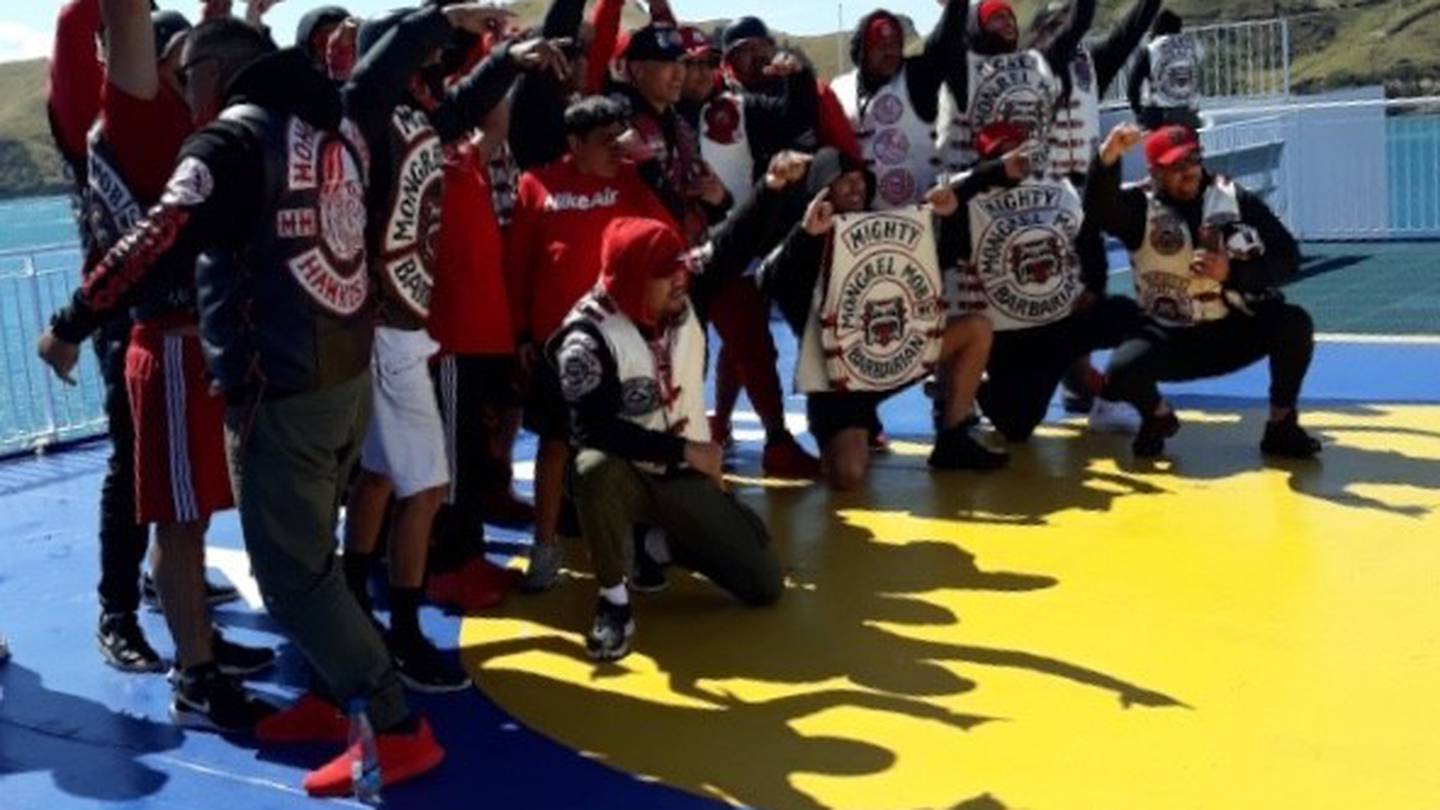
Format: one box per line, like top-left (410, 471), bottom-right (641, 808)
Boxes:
top-left (976, 121), bottom-right (1029, 159)
top-left (864, 14), bottom-right (901, 50)
top-left (978, 0), bottom-right (1014, 28)
top-left (599, 218), bottom-right (690, 327)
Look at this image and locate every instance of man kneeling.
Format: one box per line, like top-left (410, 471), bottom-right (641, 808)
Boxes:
top-left (1086, 123), bottom-right (1322, 458)
top-left (550, 217), bottom-right (785, 662)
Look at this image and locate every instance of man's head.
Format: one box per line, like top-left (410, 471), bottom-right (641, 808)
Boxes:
top-left (1146, 125), bottom-right (1204, 201)
top-left (624, 24), bottom-right (686, 109)
top-left (977, 0), bottom-right (1019, 51)
top-left (565, 96), bottom-right (630, 178)
top-left (600, 217), bottom-right (693, 326)
top-left (1028, 0), bottom-right (1068, 51)
top-left (678, 26), bottom-right (720, 104)
top-left (151, 10), bottom-right (193, 99)
top-left (852, 11), bottom-right (904, 84)
top-left (296, 5), bottom-right (350, 68)
top-left (179, 17), bottom-right (275, 126)
top-left (1152, 9), bottom-right (1183, 36)
top-left (721, 16), bottom-right (775, 90)
top-left (808, 147), bottom-right (870, 214)
top-left (359, 8), bottom-right (452, 109)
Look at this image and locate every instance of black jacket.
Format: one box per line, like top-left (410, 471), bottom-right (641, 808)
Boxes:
top-left (1084, 156), bottom-right (1301, 295)
top-left (53, 49), bottom-right (382, 401)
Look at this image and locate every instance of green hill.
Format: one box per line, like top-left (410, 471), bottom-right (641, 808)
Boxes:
top-left (0, 58), bottom-right (68, 200)
top-left (5, 0), bottom-right (1440, 198)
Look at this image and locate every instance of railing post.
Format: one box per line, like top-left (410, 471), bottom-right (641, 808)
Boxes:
top-left (23, 255), bottom-right (61, 452)
top-left (1281, 18), bottom-right (1290, 97)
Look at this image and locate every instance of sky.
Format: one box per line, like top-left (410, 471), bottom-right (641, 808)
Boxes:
top-left (1, 0), bottom-right (946, 63)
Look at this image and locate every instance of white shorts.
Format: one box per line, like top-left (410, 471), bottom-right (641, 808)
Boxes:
top-left (360, 326), bottom-right (451, 498)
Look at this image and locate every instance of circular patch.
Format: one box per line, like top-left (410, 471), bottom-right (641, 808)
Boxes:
top-left (870, 92), bottom-right (904, 126)
top-left (878, 168), bottom-right (916, 207)
top-left (871, 128), bottom-right (911, 167)
top-left (556, 334), bottom-right (603, 402)
top-left (703, 97), bottom-right (743, 146)
top-left (620, 377), bottom-right (661, 417)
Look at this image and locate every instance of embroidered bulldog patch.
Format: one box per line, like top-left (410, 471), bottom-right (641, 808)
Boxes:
top-left (1149, 211), bottom-right (1188, 256)
top-left (557, 333), bottom-right (604, 402)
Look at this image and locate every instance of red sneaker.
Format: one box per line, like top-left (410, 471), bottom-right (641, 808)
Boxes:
top-left (762, 436), bottom-right (821, 479)
top-left (303, 717), bottom-right (445, 797)
top-left (426, 558), bottom-right (516, 614)
top-left (255, 693), bottom-right (347, 745)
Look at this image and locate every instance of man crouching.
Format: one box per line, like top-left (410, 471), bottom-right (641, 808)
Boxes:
top-left (549, 214), bottom-right (787, 661)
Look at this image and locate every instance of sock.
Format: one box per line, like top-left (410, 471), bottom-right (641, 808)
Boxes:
top-left (600, 584), bottom-right (630, 606)
top-left (389, 586), bottom-right (423, 643)
top-left (1084, 367), bottom-right (1106, 396)
top-left (343, 550), bottom-right (375, 613)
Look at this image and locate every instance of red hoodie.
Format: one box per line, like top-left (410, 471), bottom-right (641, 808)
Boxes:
top-left (429, 140), bottom-right (515, 355)
top-left (505, 156), bottom-right (676, 343)
top-left (47, 0), bottom-right (104, 167)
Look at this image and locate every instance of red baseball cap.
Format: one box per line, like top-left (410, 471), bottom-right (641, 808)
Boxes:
top-left (976, 121), bottom-right (1029, 160)
top-left (677, 25), bottom-right (718, 59)
top-left (978, 0), bottom-right (1015, 28)
top-left (1145, 125), bottom-right (1201, 168)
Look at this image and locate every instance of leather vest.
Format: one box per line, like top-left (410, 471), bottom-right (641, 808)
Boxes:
top-left (194, 104), bottom-right (373, 398)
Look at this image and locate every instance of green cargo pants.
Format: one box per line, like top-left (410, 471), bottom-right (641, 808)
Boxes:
top-left (224, 372), bottom-right (408, 730)
top-left (571, 449), bottom-right (784, 606)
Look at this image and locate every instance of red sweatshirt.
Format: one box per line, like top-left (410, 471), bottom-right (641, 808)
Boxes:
top-left (430, 140), bottom-right (515, 356)
top-left (505, 156), bottom-right (676, 343)
top-left (47, 0), bottom-right (105, 167)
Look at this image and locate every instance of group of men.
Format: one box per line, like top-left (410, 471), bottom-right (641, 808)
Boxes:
top-left (28, 0), bottom-right (1320, 797)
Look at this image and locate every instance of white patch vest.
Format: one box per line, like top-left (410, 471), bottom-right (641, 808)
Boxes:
top-left (938, 49), bottom-right (1060, 175)
top-left (960, 176), bottom-right (1084, 331)
top-left (1143, 35), bottom-right (1202, 109)
top-left (1047, 48), bottom-right (1101, 180)
top-left (796, 208), bottom-right (945, 392)
top-left (572, 294), bottom-right (711, 471)
top-left (832, 68), bottom-right (940, 210)
top-left (699, 92), bottom-right (757, 212)
top-left (1129, 178), bottom-right (1251, 326)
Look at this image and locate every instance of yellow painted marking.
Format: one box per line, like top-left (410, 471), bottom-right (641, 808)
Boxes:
top-left (463, 405), bottom-right (1440, 810)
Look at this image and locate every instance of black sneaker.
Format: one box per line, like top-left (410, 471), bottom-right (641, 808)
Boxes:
top-left (1062, 389), bottom-right (1095, 415)
top-left (631, 528), bottom-right (668, 594)
top-left (0, 635), bottom-right (9, 664)
top-left (585, 599), bottom-right (635, 662)
top-left (928, 427), bottom-right (1009, 471)
top-left (389, 633), bottom-right (472, 694)
top-left (213, 631), bottom-right (276, 677)
top-left (143, 573), bottom-right (241, 610)
top-left (98, 612), bottom-right (166, 673)
top-left (1133, 411), bottom-right (1181, 458)
top-left (171, 664), bottom-right (277, 733)
top-left (1261, 414), bottom-right (1322, 459)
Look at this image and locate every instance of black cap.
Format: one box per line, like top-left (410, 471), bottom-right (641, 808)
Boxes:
top-left (721, 16), bottom-right (771, 52)
top-left (152, 10), bottom-right (191, 61)
top-left (624, 23), bottom-right (685, 62)
top-left (296, 6), bottom-right (350, 57)
top-left (358, 8), bottom-right (417, 59)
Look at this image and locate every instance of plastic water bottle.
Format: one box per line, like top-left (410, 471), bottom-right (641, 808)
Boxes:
top-left (347, 699), bottom-right (383, 806)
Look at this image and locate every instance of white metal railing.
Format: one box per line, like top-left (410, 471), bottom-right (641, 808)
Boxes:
top-left (1102, 18), bottom-right (1291, 106)
top-left (0, 242), bottom-right (107, 456)
top-left (1198, 96), bottom-right (1440, 240)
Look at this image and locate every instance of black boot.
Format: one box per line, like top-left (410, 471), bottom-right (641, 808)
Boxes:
top-left (1133, 411), bottom-right (1181, 458)
top-left (928, 426), bottom-right (1009, 471)
top-left (1261, 413), bottom-right (1322, 459)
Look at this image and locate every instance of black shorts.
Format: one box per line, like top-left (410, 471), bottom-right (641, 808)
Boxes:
top-left (805, 388), bottom-right (904, 447)
top-left (522, 358), bottom-right (570, 441)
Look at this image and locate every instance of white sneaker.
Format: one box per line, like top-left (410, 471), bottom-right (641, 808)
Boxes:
top-left (1088, 398), bottom-right (1142, 434)
top-left (522, 541), bottom-right (563, 593)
